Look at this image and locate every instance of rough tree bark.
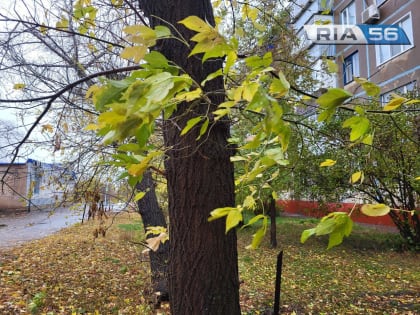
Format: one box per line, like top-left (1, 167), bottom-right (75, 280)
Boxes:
top-left (135, 170), bottom-right (169, 301)
top-left (137, 1), bottom-right (241, 314)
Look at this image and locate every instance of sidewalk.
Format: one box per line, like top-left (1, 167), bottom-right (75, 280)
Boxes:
top-left (0, 207), bottom-right (83, 248)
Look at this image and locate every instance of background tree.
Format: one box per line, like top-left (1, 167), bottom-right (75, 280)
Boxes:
top-left (0, 0), bottom-right (170, 301)
top-left (288, 94), bottom-right (420, 247)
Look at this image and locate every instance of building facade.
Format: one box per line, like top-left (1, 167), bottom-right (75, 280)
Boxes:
top-left (335, 0), bottom-right (419, 101)
top-left (291, 0), bottom-right (419, 100)
top-left (0, 159), bottom-right (75, 211)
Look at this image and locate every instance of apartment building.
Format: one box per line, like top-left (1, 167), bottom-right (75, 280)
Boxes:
top-left (290, 0), bottom-right (336, 90)
top-left (290, 0), bottom-right (419, 101)
top-left (0, 159), bottom-right (75, 211)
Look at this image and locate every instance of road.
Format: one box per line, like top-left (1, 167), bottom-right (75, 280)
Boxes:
top-left (0, 207), bottom-right (84, 248)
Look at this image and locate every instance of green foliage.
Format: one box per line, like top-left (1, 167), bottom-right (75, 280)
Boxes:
top-left (28, 292), bottom-right (46, 314)
top-left (317, 88), bottom-right (353, 122)
top-left (83, 3), bottom-right (420, 249)
top-left (301, 212), bottom-right (353, 249)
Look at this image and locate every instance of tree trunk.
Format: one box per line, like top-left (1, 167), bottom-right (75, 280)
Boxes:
top-left (136, 170), bottom-right (169, 301)
top-left (269, 197), bottom-right (278, 248)
top-left (138, 1), bottom-right (241, 314)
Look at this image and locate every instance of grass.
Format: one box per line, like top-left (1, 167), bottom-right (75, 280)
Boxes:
top-left (0, 212), bottom-right (418, 314)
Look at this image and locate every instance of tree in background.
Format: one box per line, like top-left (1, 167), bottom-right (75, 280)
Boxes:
top-left (287, 93), bottom-right (420, 248)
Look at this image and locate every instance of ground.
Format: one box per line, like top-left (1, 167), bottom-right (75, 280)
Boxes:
top-left (0, 208), bottom-right (83, 248)
top-left (0, 211), bottom-right (419, 314)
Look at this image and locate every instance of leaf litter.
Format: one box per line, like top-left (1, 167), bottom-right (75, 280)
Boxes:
top-left (0, 213), bottom-right (418, 314)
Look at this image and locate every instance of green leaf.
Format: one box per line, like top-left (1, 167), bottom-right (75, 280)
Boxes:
top-left (327, 230), bottom-right (344, 249)
top-left (143, 51), bottom-right (169, 68)
top-left (315, 216), bottom-right (336, 235)
top-left (301, 228), bottom-right (316, 243)
top-left (269, 71), bottom-right (290, 97)
top-left (245, 52), bottom-right (272, 69)
top-left (317, 88), bottom-right (353, 108)
top-left (213, 108), bottom-right (231, 120)
top-left (197, 118), bottom-right (209, 140)
top-left (362, 133), bottom-right (373, 146)
top-left (203, 42), bottom-right (232, 62)
top-left (135, 124), bottom-right (152, 148)
top-left (246, 226), bottom-right (266, 249)
top-left (241, 214), bottom-right (266, 229)
top-left (342, 116), bottom-right (370, 142)
top-left (226, 208), bottom-right (243, 234)
top-left (154, 25), bottom-right (171, 38)
top-left (264, 147), bottom-right (288, 165)
top-left (181, 117), bottom-right (202, 136)
top-left (354, 77), bottom-right (381, 97)
top-left (304, 213), bottom-right (353, 249)
top-left (202, 69), bottom-right (223, 86)
top-left (360, 204), bottom-right (391, 216)
top-left (317, 108), bottom-right (336, 122)
top-left (117, 143), bottom-right (141, 152)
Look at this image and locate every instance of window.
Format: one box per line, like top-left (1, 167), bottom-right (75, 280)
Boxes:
top-left (319, 0), bottom-right (334, 11)
top-left (341, 1), bottom-right (356, 25)
top-left (381, 81), bottom-right (417, 104)
top-left (376, 14), bottom-right (413, 65)
top-left (343, 52), bottom-right (359, 85)
top-left (376, 0), bottom-right (387, 6)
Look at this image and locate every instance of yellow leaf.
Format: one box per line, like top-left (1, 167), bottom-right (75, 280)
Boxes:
top-left (87, 43), bottom-right (97, 52)
top-left (360, 204), bottom-right (391, 216)
top-left (84, 123), bottom-right (100, 131)
top-left (134, 191), bottom-right (146, 201)
top-left (178, 16), bottom-right (213, 33)
top-left (128, 151), bottom-right (162, 177)
top-left (13, 83), bottom-right (26, 90)
top-left (145, 233), bottom-right (168, 252)
top-left (383, 93), bottom-right (407, 111)
top-left (350, 171), bottom-right (364, 184)
top-left (325, 59), bottom-right (338, 73)
top-left (415, 176), bottom-right (420, 181)
top-left (40, 23), bottom-right (48, 34)
top-left (123, 25), bottom-right (156, 45)
top-left (174, 88), bottom-right (202, 102)
top-left (120, 45), bottom-right (147, 63)
top-left (56, 16), bottom-right (69, 29)
top-left (320, 159), bottom-right (336, 167)
top-left (41, 124), bottom-right (54, 133)
top-left (208, 207), bottom-right (235, 221)
top-left (243, 195), bottom-right (256, 210)
top-left (226, 207), bottom-right (243, 234)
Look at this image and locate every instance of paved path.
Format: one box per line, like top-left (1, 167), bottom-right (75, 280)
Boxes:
top-left (0, 207), bottom-right (83, 248)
